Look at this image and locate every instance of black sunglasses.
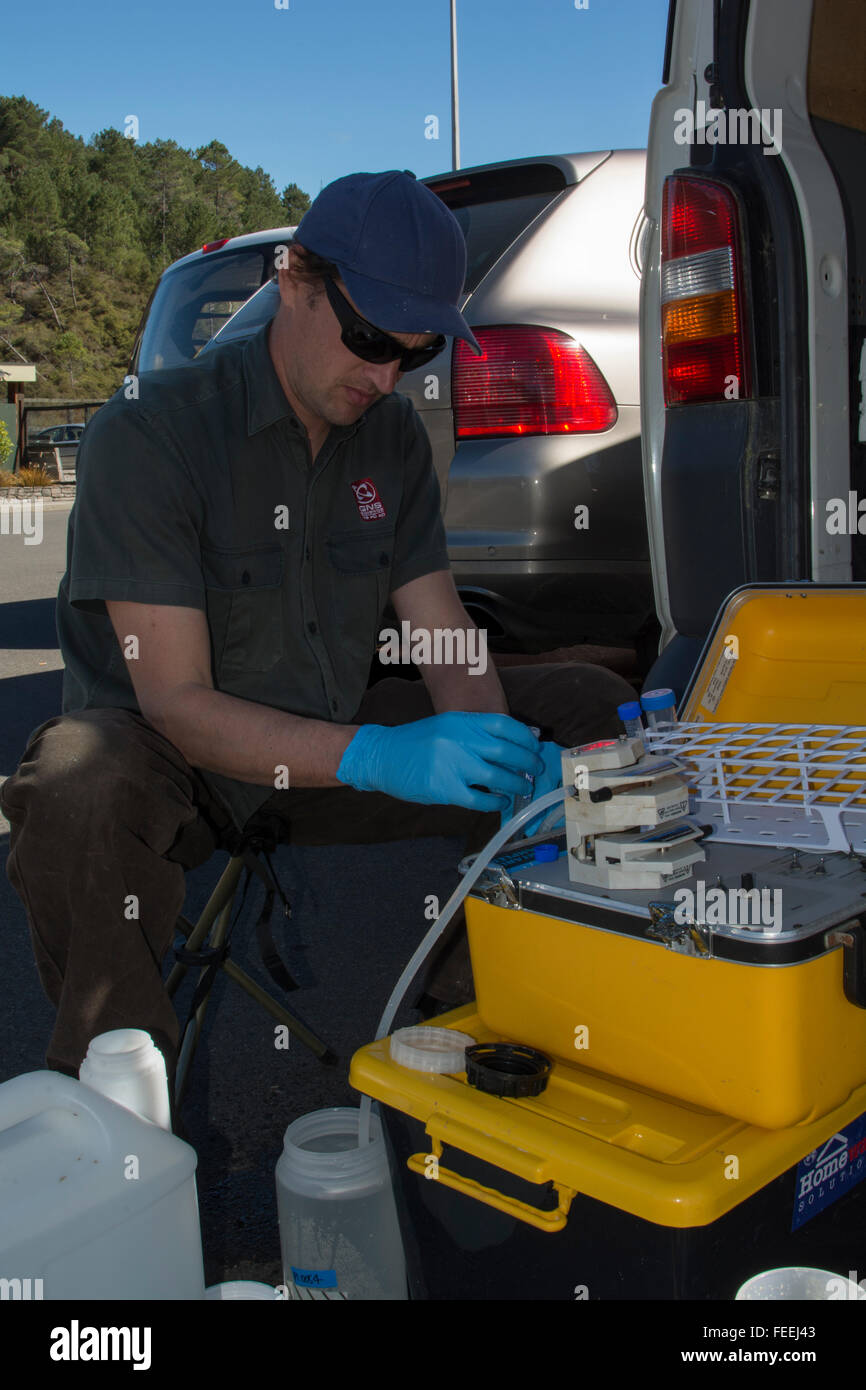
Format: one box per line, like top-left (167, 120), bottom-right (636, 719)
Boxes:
top-left (322, 276), bottom-right (446, 372)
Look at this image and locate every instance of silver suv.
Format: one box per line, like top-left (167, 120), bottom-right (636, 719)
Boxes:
top-left (133, 154), bottom-right (655, 658)
top-left (129, 227), bottom-right (297, 374)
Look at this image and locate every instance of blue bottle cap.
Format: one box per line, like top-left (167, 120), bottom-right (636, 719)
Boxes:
top-left (641, 688), bottom-right (676, 711)
top-left (617, 700), bottom-right (642, 719)
top-left (534, 844), bottom-right (559, 863)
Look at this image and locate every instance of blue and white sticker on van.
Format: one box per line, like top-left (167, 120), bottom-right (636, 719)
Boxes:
top-left (792, 1112), bottom-right (866, 1231)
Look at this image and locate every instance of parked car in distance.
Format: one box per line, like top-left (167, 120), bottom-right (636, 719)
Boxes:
top-left (198, 153), bottom-right (657, 660)
top-left (128, 228), bottom-right (297, 374)
top-left (26, 422), bottom-right (85, 480)
top-left (29, 423), bottom-right (86, 445)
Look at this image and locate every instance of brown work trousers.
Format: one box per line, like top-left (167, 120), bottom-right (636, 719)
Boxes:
top-left (1, 663), bottom-right (635, 1087)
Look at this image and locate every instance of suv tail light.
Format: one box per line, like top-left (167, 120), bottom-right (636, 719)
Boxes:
top-left (453, 327), bottom-right (617, 439)
top-left (202, 238), bottom-right (231, 254)
top-left (660, 176), bottom-right (751, 405)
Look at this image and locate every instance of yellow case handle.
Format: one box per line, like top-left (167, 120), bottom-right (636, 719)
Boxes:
top-left (407, 1133), bottom-right (576, 1234)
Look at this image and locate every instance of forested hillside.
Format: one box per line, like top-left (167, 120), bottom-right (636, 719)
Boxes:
top-left (0, 96), bottom-right (310, 399)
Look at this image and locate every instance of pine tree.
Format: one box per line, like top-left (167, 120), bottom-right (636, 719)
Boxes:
top-left (0, 95), bottom-right (311, 398)
top-left (281, 183), bottom-right (311, 224)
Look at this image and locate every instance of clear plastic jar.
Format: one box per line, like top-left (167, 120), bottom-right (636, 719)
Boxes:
top-left (275, 1107), bottom-right (408, 1300)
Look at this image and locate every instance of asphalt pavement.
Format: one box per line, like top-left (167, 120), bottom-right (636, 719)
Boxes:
top-left (0, 501), bottom-right (464, 1289)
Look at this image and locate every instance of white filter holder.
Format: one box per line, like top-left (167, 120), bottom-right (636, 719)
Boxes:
top-left (562, 736), bottom-right (704, 889)
top-left (569, 823), bottom-right (706, 890)
top-left (389, 1026), bottom-right (476, 1073)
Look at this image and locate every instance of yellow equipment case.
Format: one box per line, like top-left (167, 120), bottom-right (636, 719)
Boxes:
top-left (350, 586), bottom-right (866, 1299)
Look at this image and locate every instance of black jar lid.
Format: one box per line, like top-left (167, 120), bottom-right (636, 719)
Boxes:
top-left (464, 1042), bottom-right (552, 1098)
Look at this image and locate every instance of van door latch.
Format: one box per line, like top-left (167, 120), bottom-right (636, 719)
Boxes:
top-left (757, 454), bottom-right (780, 501)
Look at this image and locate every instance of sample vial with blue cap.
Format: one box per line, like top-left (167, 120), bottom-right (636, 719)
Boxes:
top-left (617, 700), bottom-right (644, 741)
top-left (641, 688), bottom-right (678, 731)
top-left (513, 725), bottom-right (542, 818)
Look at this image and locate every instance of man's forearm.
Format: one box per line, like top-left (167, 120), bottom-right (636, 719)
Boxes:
top-left (420, 660), bottom-right (509, 716)
top-left (390, 570), bottom-right (510, 718)
top-left (154, 682), bottom-right (358, 787)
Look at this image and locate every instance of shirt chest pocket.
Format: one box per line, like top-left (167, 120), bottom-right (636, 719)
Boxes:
top-left (202, 546), bottom-right (284, 678)
top-left (326, 529), bottom-right (394, 577)
top-left (325, 528), bottom-right (394, 658)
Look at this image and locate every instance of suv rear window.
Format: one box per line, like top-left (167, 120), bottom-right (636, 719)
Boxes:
top-left (427, 164), bottom-right (567, 293)
top-left (137, 247), bottom-right (277, 372)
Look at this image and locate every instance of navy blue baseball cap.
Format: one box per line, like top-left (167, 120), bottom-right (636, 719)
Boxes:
top-left (293, 170), bottom-right (482, 355)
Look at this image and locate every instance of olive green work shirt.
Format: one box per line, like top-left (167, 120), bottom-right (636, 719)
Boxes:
top-left (56, 320), bottom-right (449, 832)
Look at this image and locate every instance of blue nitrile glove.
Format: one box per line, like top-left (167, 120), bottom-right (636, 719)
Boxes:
top-left (521, 740), bottom-right (567, 837)
top-left (336, 711), bottom-right (544, 813)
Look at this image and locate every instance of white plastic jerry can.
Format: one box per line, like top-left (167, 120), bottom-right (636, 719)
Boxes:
top-left (0, 1070), bottom-right (206, 1300)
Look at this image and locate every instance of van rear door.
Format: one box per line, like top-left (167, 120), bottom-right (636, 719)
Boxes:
top-left (640, 0), bottom-right (864, 691)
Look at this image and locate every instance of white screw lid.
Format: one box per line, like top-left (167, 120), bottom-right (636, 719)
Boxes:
top-left (389, 1026), bottom-right (476, 1073)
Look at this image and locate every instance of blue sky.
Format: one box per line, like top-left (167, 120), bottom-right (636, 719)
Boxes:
top-left (3, 0), bottom-right (670, 202)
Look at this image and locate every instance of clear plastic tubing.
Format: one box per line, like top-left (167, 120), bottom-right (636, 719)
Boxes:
top-left (617, 700), bottom-right (644, 741)
top-left (357, 783), bottom-right (569, 1145)
top-left (641, 687), bottom-right (678, 731)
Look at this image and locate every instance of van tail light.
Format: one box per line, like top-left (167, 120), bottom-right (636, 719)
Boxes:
top-left (453, 327), bottom-right (617, 439)
top-left (661, 176), bottom-right (751, 405)
top-left (202, 238), bottom-right (231, 254)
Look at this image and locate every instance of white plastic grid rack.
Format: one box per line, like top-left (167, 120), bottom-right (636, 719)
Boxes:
top-left (643, 722), bottom-right (866, 853)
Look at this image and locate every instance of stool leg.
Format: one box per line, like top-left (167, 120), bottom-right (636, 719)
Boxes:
top-left (166, 856), bottom-right (245, 999)
top-left (173, 860), bottom-right (243, 1105)
top-left (171, 853), bottom-right (339, 1108)
top-left (218, 957), bottom-right (335, 1062)
top-left (173, 912), bottom-right (337, 1067)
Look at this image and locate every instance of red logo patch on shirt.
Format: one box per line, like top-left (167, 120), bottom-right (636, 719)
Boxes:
top-left (351, 478), bottom-right (387, 520)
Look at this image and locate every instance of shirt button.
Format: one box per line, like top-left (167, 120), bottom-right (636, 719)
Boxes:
top-left (307, 620), bottom-right (318, 634)
top-left (305, 546), bottom-right (311, 561)
top-left (331, 698), bottom-right (338, 712)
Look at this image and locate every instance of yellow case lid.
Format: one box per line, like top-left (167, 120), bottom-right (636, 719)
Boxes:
top-left (682, 584), bottom-right (866, 724)
top-left (350, 1007), bottom-right (866, 1229)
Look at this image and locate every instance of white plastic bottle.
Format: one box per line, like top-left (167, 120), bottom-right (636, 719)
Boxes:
top-left (79, 1028), bottom-right (172, 1130)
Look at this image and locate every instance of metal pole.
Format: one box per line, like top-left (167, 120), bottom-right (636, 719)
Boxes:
top-left (450, 0), bottom-right (460, 170)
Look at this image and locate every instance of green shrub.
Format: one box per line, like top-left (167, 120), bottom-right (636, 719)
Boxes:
top-left (0, 420), bottom-right (13, 467)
